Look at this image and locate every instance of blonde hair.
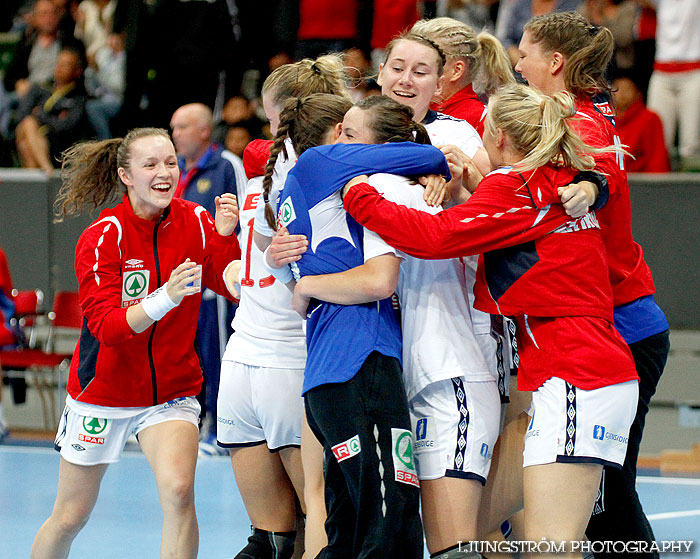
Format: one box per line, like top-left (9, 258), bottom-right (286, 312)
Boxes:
top-left (262, 94), bottom-right (353, 230)
top-left (524, 12), bottom-right (614, 98)
top-left (54, 128), bottom-right (171, 221)
top-left (411, 17), bottom-right (514, 96)
top-left (485, 84), bottom-right (620, 172)
top-left (261, 54), bottom-right (352, 112)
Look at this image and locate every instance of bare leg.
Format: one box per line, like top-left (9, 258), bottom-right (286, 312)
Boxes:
top-left (477, 412), bottom-right (528, 538)
top-left (279, 446), bottom-right (306, 514)
top-left (523, 462), bottom-right (602, 558)
top-left (31, 458), bottom-right (108, 558)
top-left (300, 413), bottom-right (326, 559)
top-left (139, 419), bottom-right (199, 559)
top-left (421, 476), bottom-right (483, 553)
top-left (15, 116), bottom-right (54, 173)
top-left (230, 444), bottom-right (298, 531)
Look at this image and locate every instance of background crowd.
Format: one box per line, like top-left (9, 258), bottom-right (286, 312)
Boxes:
top-left (0, 0), bottom-right (698, 173)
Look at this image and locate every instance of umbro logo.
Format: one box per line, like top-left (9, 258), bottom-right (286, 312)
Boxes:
top-left (125, 259), bottom-right (144, 269)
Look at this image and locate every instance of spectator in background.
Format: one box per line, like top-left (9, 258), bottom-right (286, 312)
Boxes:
top-left (368, 0), bottom-right (419, 70)
top-left (646, 0), bottom-right (700, 171)
top-left (613, 71), bottom-right (670, 173)
top-left (500, 0), bottom-right (579, 67)
top-left (212, 95), bottom-right (263, 146)
top-left (84, 32), bottom-right (125, 139)
top-left (224, 125), bottom-right (253, 159)
top-left (113, 0), bottom-right (238, 132)
top-left (295, 0), bottom-right (367, 60)
top-left (170, 102), bottom-right (247, 455)
top-left (72, 0), bottom-right (115, 58)
top-left (3, 0), bottom-right (66, 99)
top-left (14, 45), bottom-right (89, 173)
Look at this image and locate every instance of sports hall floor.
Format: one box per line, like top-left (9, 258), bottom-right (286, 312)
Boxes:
top-left (1, 439), bottom-right (699, 558)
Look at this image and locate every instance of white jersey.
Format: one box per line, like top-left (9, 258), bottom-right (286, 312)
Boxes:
top-left (224, 176), bottom-right (307, 369)
top-left (424, 112), bottom-right (492, 338)
top-left (655, 0), bottom-right (700, 64)
top-left (424, 110), bottom-right (483, 158)
top-left (369, 173), bottom-right (493, 399)
top-left (252, 139), bottom-right (297, 238)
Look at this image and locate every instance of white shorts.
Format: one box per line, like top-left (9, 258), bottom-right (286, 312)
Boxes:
top-left (523, 377), bottom-right (638, 468)
top-left (409, 378), bottom-right (501, 484)
top-left (55, 397), bottom-right (200, 466)
top-left (217, 361), bottom-right (304, 451)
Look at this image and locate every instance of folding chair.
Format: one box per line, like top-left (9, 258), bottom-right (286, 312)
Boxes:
top-left (10, 288), bottom-right (45, 348)
top-left (0, 291), bottom-right (81, 430)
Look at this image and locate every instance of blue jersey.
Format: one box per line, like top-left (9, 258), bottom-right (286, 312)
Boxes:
top-left (277, 142), bottom-right (450, 393)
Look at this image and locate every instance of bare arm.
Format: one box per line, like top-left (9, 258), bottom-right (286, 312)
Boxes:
top-left (292, 253), bottom-right (400, 317)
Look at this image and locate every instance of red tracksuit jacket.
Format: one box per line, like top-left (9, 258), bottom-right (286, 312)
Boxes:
top-left (573, 98), bottom-right (656, 307)
top-left (343, 164), bottom-right (637, 391)
top-left (67, 196), bottom-right (240, 407)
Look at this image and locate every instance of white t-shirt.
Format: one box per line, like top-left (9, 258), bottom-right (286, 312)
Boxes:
top-left (424, 112), bottom-right (492, 339)
top-left (224, 176), bottom-right (307, 368)
top-left (369, 173), bottom-right (494, 399)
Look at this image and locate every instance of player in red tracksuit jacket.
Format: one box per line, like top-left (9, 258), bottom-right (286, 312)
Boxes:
top-left (516, 14), bottom-right (670, 556)
top-left (342, 85), bottom-right (639, 556)
top-left (32, 128), bottom-right (240, 559)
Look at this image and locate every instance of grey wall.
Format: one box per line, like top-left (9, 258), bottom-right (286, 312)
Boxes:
top-left (1, 169), bottom-right (699, 327)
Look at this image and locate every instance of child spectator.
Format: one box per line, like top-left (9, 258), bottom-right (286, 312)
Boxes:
top-left (224, 124), bottom-right (253, 159)
top-left (613, 71), bottom-right (671, 173)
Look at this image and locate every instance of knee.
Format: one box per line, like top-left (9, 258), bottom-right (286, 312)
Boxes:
top-left (51, 507), bottom-right (92, 540)
top-left (160, 473), bottom-right (195, 511)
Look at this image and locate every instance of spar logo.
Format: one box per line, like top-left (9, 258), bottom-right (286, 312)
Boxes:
top-left (277, 198), bottom-right (296, 228)
top-left (332, 435), bottom-right (361, 463)
top-left (83, 416), bottom-right (107, 435)
top-left (122, 270), bottom-right (150, 307)
top-left (393, 428), bottom-right (419, 487)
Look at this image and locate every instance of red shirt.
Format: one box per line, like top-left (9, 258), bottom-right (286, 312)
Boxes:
top-left (431, 84), bottom-right (487, 137)
top-left (371, 0), bottom-right (419, 50)
top-left (343, 165), bottom-right (637, 391)
top-left (298, 0), bottom-right (358, 40)
top-left (67, 197), bottom-right (240, 407)
top-left (615, 99), bottom-right (671, 173)
top-left (573, 98), bottom-right (656, 307)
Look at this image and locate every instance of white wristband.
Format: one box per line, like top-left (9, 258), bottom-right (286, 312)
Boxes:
top-left (141, 285), bottom-right (178, 321)
top-left (262, 246), bottom-right (294, 284)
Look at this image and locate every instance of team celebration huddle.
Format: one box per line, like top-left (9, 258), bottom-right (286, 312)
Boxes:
top-left (32, 11), bottom-right (670, 559)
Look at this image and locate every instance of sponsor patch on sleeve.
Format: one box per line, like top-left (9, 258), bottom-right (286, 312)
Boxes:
top-left (392, 428), bottom-right (419, 487)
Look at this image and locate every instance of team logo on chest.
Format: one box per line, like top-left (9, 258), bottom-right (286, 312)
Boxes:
top-left (122, 270), bottom-right (150, 307)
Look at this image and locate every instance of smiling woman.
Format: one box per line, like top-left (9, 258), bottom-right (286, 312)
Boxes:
top-left (32, 128), bottom-right (241, 558)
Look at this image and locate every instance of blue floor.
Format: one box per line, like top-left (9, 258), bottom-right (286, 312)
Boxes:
top-left (1, 445), bottom-right (699, 558)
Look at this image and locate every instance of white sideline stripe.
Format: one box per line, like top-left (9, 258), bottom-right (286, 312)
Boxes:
top-left (646, 509), bottom-right (700, 521)
top-left (637, 476), bottom-right (700, 486)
